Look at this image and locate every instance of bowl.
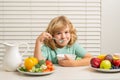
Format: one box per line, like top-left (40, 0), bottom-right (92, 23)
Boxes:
top-left (57, 54), bottom-right (76, 60)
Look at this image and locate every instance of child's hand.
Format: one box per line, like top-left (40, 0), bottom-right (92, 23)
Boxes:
top-left (36, 32), bottom-right (52, 43)
top-left (58, 55), bottom-right (75, 67)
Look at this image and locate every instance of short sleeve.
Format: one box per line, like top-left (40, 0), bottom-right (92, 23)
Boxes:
top-left (74, 42), bottom-right (87, 57)
top-left (41, 45), bottom-right (49, 59)
top-left (40, 44), bottom-right (58, 64)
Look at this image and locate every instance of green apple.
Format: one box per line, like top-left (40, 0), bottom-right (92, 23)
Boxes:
top-left (100, 60), bottom-right (111, 69)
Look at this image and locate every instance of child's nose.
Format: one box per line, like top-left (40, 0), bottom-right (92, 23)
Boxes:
top-left (61, 33), bottom-right (66, 38)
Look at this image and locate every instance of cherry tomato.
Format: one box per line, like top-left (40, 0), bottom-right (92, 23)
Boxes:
top-left (45, 60), bottom-right (53, 66)
top-left (47, 65), bottom-right (54, 71)
top-left (45, 60), bottom-right (54, 71)
top-left (43, 68), bottom-right (51, 72)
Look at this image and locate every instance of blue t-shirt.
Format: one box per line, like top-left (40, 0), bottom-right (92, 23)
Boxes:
top-left (41, 42), bottom-right (87, 64)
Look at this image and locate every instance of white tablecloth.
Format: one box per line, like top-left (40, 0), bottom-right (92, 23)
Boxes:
top-left (0, 65), bottom-right (120, 80)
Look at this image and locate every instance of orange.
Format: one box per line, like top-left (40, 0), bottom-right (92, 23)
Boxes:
top-left (97, 54), bottom-right (106, 60)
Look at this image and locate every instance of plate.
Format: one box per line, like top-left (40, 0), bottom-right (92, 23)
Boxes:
top-left (17, 67), bottom-right (55, 76)
top-left (90, 66), bottom-right (120, 73)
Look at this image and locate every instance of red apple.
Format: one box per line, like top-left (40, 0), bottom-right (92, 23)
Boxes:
top-left (113, 59), bottom-right (120, 67)
top-left (90, 57), bottom-right (101, 68)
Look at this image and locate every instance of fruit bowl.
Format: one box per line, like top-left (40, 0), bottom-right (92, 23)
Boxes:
top-left (90, 66), bottom-right (120, 73)
top-left (90, 54), bottom-right (120, 72)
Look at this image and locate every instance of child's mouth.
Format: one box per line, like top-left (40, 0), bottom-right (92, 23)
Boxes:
top-left (52, 38), bottom-right (65, 43)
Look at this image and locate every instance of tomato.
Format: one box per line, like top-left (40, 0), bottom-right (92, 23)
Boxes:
top-left (24, 57), bottom-right (38, 71)
top-left (47, 65), bottom-right (54, 71)
top-left (45, 60), bottom-right (54, 71)
top-left (43, 68), bottom-right (51, 72)
top-left (45, 60), bottom-right (53, 66)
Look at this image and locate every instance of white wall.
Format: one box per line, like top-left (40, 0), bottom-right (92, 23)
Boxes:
top-left (101, 0), bottom-right (120, 53)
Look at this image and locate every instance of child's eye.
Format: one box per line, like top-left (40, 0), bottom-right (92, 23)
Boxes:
top-left (65, 31), bottom-right (69, 34)
top-left (56, 32), bottom-right (61, 35)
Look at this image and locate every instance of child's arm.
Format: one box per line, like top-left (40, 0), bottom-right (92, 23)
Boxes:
top-left (58, 53), bottom-right (92, 67)
top-left (34, 39), bottom-right (45, 60)
top-left (34, 32), bottom-right (52, 60)
top-left (73, 53), bottom-right (92, 66)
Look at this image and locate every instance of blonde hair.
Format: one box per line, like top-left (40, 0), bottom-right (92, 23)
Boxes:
top-left (44, 16), bottom-right (77, 50)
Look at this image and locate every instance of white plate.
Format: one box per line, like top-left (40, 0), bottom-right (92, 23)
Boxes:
top-left (90, 66), bottom-right (120, 73)
top-left (17, 67), bottom-right (55, 76)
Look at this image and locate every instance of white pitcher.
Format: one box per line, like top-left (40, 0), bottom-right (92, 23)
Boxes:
top-left (2, 42), bottom-right (29, 71)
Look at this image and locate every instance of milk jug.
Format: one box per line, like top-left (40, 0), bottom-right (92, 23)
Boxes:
top-left (3, 42), bottom-right (29, 71)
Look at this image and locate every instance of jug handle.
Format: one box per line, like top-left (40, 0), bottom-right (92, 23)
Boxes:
top-left (19, 42), bottom-right (29, 56)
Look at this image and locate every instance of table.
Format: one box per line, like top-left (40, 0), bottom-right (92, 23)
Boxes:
top-left (0, 64), bottom-right (120, 80)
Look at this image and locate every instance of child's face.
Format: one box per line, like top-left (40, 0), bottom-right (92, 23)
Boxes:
top-left (53, 26), bottom-right (70, 47)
